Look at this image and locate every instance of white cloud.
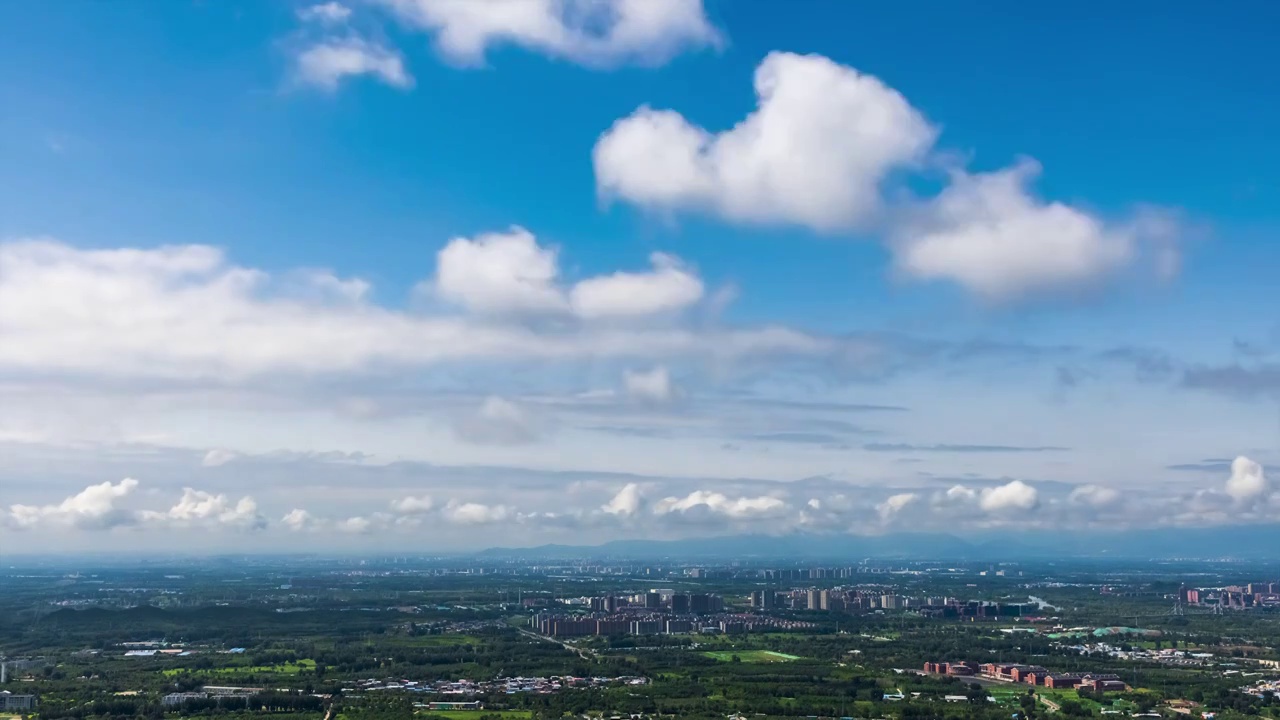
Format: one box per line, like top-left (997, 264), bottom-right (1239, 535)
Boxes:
top-left (1224, 455), bottom-right (1268, 502)
top-left (293, 37), bottom-right (413, 91)
top-left (335, 516), bottom-right (374, 534)
top-left (390, 495), bottom-right (435, 514)
top-left (282, 508), bottom-right (319, 532)
top-left (5, 479), bottom-right (264, 533)
top-left (978, 480), bottom-right (1039, 512)
top-left (433, 229), bottom-right (704, 320)
top-left (570, 252), bottom-right (703, 319)
top-left (623, 366), bottom-right (677, 403)
top-left (303, 271), bottom-right (371, 302)
top-left (444, 500), bottom-right (512, 524)
top-left (5, 463), bottom-right (1271, 546)
top-left (876, 492), bottom-right (917, 519)
top-left (374, 0), bottom-right (720, 68)
top-left (1068, 484), bottom-right (1121, 508)
top-left (593, 52), bottom-right (1180, 304)
top-left (144, 488), bottom-right (265, 530)
top-left (594, 51), bottom-right (936, 231)
top-left (0, 238), bottom-right (824, 381)
top-left (7, 478), bottom-right (140, 531)
top-left (601, 483), bottom-right (643, 516)
top-left (654, 490), bottom-right (786, 518)
top-left (298, 1), bottom-right (353, 24)
top-left (202, 448), bottom-right (239, 468)
top-left (892, 160), bottom-right (1174, 300)
top-left (453, 396), bottom-right (540, 445)
top-left (432, 227), bottom-right (567, 314)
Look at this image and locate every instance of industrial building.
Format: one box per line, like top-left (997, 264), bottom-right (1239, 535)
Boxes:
top-left (0, 692), bottom-right (37, 710)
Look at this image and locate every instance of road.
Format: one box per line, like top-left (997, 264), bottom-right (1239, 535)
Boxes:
top-left (519, 628), bottom-right (597, 661)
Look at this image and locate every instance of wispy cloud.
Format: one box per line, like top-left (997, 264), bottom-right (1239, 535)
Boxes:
top-left (293, 37), bottom-right (413, 91)
top-left (373, 0), bottom-right (722, 68)
top-left (864, 443), bottom-right (1069, 454)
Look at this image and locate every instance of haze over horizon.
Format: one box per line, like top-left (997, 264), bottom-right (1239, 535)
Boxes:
top-left (0, 0), bottom-right (1278, 553)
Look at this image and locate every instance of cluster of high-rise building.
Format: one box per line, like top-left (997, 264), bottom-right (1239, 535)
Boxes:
top-left (924, 662), bottom-right (1126, 692)
top-left (582, 591), bottom-right (724, 614)
top-left (532, 592), bottom-right (726, 637)
top-left (1179, 582), bottom-right (1280, 610)
top-left (533, 615), bottom-right (701, 637)
top-left (532, 610), bottom-right (813, 638)
top-left (748, 588), bottom-right (1035, 618)
top-left (916, 599), bottom-right (1038, 618)
top-left (749, 588), bottom-right (931, 611)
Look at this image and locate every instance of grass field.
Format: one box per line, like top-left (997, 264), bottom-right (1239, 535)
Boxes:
top-left (404, 634), bottom-right (482, 646)
top-left (703, 650), bottom-right (801, 663)
top-left (984, 687), bottom-right (1028, 707)
top-left (419, 707), bottom-right (535, 712)
top-left (1036, 688), bottom-right (1137, 714)
top-left (163, 658), bottom-right (316, 676)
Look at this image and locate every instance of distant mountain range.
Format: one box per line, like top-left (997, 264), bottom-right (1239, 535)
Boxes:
top-left (479, 525), bottom-right (1280, 561)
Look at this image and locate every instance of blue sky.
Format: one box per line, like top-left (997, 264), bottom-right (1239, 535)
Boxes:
top-left (0, 0), bottom-right (1277, 551)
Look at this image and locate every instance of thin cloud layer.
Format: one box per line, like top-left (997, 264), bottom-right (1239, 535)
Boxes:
top-left (623, 366), bottom-right (678, 403)
top-left (297, 2), bottom-right (353, 25)
top-left (293, 38), bottom-right (413, 91)
top-left (0, 237), bottom-right (827, 381)
top-left (288, 1), bottom-right (413, 91)
top-left (453, 397), bottom-right (542, 446)
top-left (1068, 484), bottom-right (1122, 508)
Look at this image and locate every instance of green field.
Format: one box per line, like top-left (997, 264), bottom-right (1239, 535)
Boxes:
top-left (162, 658), bottom-right (316, 676)
top-left (403, 634), bottom-right (482, 646)
top-left (1035, 688), bottom-right (1139, 714)
top-left (703, 650), bottom-right (801, 663)
top-left (422, 707), bottom-right (532, 712)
